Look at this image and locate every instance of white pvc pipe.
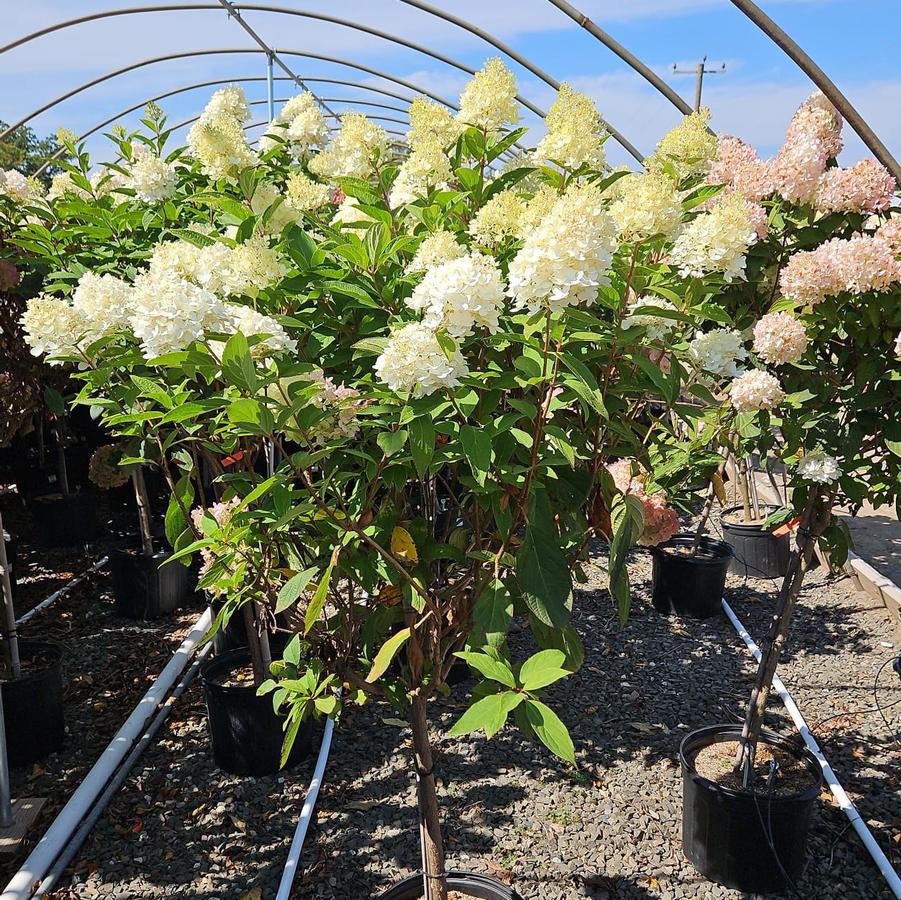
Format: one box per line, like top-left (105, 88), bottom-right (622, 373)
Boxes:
top-left (15, 557), bottom-right (108, 626)
top-left (274, 713), bottom-right (337, 900)
top-left (722, 598), bottom-right (901, 899)
top-left (0, 607), bottom-right (212, 900)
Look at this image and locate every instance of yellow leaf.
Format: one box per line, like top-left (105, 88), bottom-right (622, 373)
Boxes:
top-left (377, 584), bottom-right (403, 606)
top-left (391, 526), bottom-right (418, 562)
top-left (711, 471), bottom-right (728, 506)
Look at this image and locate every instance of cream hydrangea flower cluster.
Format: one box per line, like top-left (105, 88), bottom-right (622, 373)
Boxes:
top-left (204, 85), bottom-right (250, 122)
top-left (286, 171), bottom-right (330, 212)
top-left (779, 234), bottom-right (901, 305)
top-left (796, 451), bottom-right (841, 484)
top-left (331, 196), bottom-right (374, 228)
top-left (48, 172), bottom-right (90, 201)
top-left (456, 58), bottom-right (519, 132)
top-left (407, 97), bottom-right (460, 149)
top-left (609, 171), bottom-right (683, 242)
top-left (374, 322), bottom-right (469, 398)
top-left (0, 169), bottom-right (43, 202)
top-left (20, 295), bottom-right (91, 362)
top-left (669, 193), bottom-right (758, 281)
top-left (535, 83), bottom-right (606, 170)
top-left (405, 230), bottom-right (466, 274)
top-left (752, 312), bottom-right (808, 365)
top-left (191, 498), bottom-right (241, 582)
top-left (405, 252), bottom-right (505, 338)
top-left (71, 271), bottom-right (132, 340)
top-left (468, 189), bottom-right (525, 244)
top-left (309, 113), bottom-right (388, 180)
top-left (187, 85), bottom-right (255, 181)
top-left (250, 182), bottom-right (302, 234)
top-left (127, 150), bottom-right (177, 202)
top-left (688, 329), bottom-right (747, 377)
top-left (728, 369), bottom-right (785, 412)
top-left (517, 185), bottom-right (559, 236)
top-left (389, 135), bottom-right (452, 206)
top-left (259, 92), bottom-right (328, 155)
top-left (304, 371), bottom-right (364, 447)
top-left (651, 108), bottom-right (718, 179)
top-left (622, 296), bottom-right (679, 341)
top-left (877, 220), bottom-right (901, 255)
top-left (507, 182), bottom-right (617, 315)
top-left (224, 304), bottom-right (297, 358)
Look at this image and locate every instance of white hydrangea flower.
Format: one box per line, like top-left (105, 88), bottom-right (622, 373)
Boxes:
top-left (388, 135), bottom-right (451, 206)
top-left (1, 169), bottom-right (43, 202)
top-left (129, 271), bottom-right (229, 359)
top-left (407, 96), bottom-right (460, 149)
top-left (48, 172), bottom-right (90, 201)
top-left (127, 153), bottom-right (177, 202)
top-left (651, 107), bottom-right (718, 179)
top-left (669, 193), bottom-right (758, 281)
top-left (507, 182), bottom-right (617, 315)
top-left (90, 167), bottom-right (129, 198)
top-left (20, 295), bottom-right (91, 362)
top-left (517, 185), bottom-right (559, 238)
top-left (187, 111), bottom-right (256, 181)
top-left (406, 230), bottom-right (466, 274)
top-left (728, 369), bottom-right (785, 412)
top-left (406, 252), bottom-right (505, 338)
top-left (374, 322), bottom-right (468, 398)
top-left (535, 83), bottom-right (606, 170)
top-left (250, 182), bottom-right (302, 234)
top-left (285, 171), bottom-right (330, 212)
top-left (752, 312), bottom-right (808, 365)
top-left (609, 171), bottom-right (683, 242)
top-left (688, 328), bottom-right (748, 378)
top-left (796, 451), bottom-right (841, 484)
top-left (260, 92), bottom-right (328, 155)
top-left (225, 304), bottom-right (297, 358)
top-left (309, 113), bottom-right (388, 180)
top-left (895, 331), bottom-right (901, 357)
top-left (622, 296), bottom-right (679, 341)
top-left (331, 196), bottom-right (374, 228)
top-left (71, 272), bottom-right (132, 340)
top-left (456, 58), bottom-right (519, 132)
top-left (468, 189), bottom-right (525, 244)
top-left (204, 85), bottom-right (250, 122)
top-left (221, 235), bottom-right (284, 297)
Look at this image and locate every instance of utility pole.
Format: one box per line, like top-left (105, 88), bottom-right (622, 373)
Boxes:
top-left (672, 56), bottom-right (726, 111)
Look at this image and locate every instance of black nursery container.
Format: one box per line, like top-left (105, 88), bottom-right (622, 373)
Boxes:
top-left (1, 640), bottom-right (65, 766)
top-left (721, 505), bottom-right (791, 579)
top-left (650, 535), bottom-right (733, 618)
top-left (29, 493), bottom-right (99, 547)
top-left (680, 724), bottom-right (822, 895)
top-left (109, 549), bottom-right (192, 620)
top-left (200, 644), bottom-right (316, 776)
top-left (379, 872), bottom-right (522, 899)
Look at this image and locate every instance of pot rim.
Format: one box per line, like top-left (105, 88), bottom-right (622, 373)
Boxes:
top-left (720, 504), bottom-right (785, 529)
top-left (679, 723), bottom-right (823, 803)
top-left (0, 639), bottom-right (63, 687)
top-left (650, 534), bottom-right (734, 563)
top-left (379, 870), bottom-right (518, 899)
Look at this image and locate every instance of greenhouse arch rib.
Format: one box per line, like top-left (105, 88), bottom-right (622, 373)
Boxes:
top-left (173, 108), bottom-right (409, 133)
top-left (0, 3), bottom-right (645, 161)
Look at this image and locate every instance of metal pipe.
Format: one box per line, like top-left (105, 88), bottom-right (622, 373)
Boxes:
top-left (0, 607), bottom-right (213, 900)
top-left (0, 513), bottom-right (20, 678)
top-left (274, 711), bottom-right (337, 900)
top-left (266, 53), bottom-right (274, 123)
top-left (544, 0), bottom-right (693, 117)
top-left (15, 557), bottom-right (108, 627)
top-left (722, 598), bottom-right (901, 899)
top-left (1, 48), bottom-right (458, 143)
top-left (397, 0), bottom-right (642, 162)
top-left (730, 0), bottom-right (901, 184)
top-left (32, 642), bottom-right (214, 898)
top-left (172, 107), bottom-right (409, 134)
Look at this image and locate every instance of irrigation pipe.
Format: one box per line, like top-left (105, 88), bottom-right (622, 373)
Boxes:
top-left (15, 556), bottom-right (108, 626)
top-left (0, 606), bottom-right (213, 900)
top-left (721, 597), bottom-right (901, 899)
top-left (32, 640), bottom-right (213, 897)
top-left (275, 709), bottom-right (338, 900)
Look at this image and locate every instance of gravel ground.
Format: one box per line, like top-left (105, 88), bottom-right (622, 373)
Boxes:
top-left (30, 541), bottom-right (899, 900)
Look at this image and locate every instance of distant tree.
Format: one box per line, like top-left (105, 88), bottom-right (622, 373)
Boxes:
top-left (0, 121), bottom-right (67, 186)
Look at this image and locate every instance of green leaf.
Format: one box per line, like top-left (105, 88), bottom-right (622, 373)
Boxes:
top-left (377, 429), bottom-right (408, 457)
top-left (280, 711), bottom-right (303, 769)
top-left (459, 423), bottom-right (492, 486)
top-left (304, 549), bottom-right (339, 634)
top-left (409, 417), bottom-right (435, 477)
top-left (366, 627), bottom-right (411, 682)
top-left (221, 332), bottom-right (258, 392)
top-left (518, 649), bottom-right (570, 691)
top-left (608, 494), bottom-right (644, 624)
top-left (276, 567), bottom-right (319, 614)
top-left (471, 578), bottom-right (513, 649)
top-left (454, 651), bottom-right (516, 688)
top-left (164, 475), bottom-right (194, 550)
top-left (523, 699), bottom-right (575, 764)
top-left (448, 691), bottom-right (524, 739)
top-left (516, 523), bottom-right (572, 630)
top-left (44, 386), bottom-right (66, 416)
top-left (227, 398), bottom-right (274, 433)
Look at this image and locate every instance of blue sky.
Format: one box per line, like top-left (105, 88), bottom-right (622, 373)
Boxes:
top-left (4, 0), bottom-right (900, 169)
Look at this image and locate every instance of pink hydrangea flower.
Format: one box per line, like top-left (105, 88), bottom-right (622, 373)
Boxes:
top-left (752, 312), bottom-right (808, 365)
top-left (814, 160), bottom-right (896, 214)
top-left (876, 220), bottom-right (901, 255)
top-left (605, 459), bottom-right (679, 546)
top-left (708, 135), bottom-right (774, 202)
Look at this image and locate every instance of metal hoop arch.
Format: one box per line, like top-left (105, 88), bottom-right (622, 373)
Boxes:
top-left (173, 108), bottom-right (409, 134)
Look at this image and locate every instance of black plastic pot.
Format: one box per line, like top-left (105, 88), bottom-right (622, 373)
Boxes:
top-left (207, 598), bottom-right (290, 654)
top-left (721, 505), bottom-right (791, 579)
top-left (379, 872), bottom-right (521, 899)
top-left (1, 640), bottom-right (65, 766)
top-left (680, 724), bottom-right (822, 894)
top-left (109, 548), bottom-right (191, 620)
top-left (650, 535), bottom-right (733, 618)
top-left (200, 644), bottom-right (316, 776)
top-left (29, 493), bottom-right (99, 547)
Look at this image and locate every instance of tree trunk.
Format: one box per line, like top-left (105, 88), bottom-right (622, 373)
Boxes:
top-left (736, 489), bottom-right (832, 786)
top-left (132, 469), bottom-right (155, 557)
top-left (243, 600), bottom-right (272, 685)
top-left (410, 691), bottom-right (447, 900)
